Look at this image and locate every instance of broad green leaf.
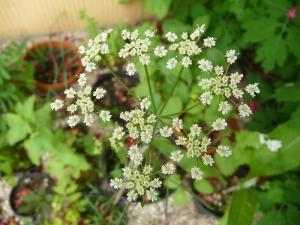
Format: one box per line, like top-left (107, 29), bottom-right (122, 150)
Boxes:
top-left (143, 0), bottom-right (173, 19)
top-left (226, 190), bottom-right (258, 225)
top-left (15, 96), bottom-right (36, 123)
top-left (160, 96), bottom-right (183, 116)
top-left (5, 113), bottom-right (31, 145)
top-left (172, 188), bottom-right (188, 207)
top-left (274, 82), bottom-right (300, 102)
top-left (162, 19), bottom-right (192, 35)
top-left (286, 27), bottom-right (300, 63)
top-left (257, 210), bottom-right (285, 225)
top-left (164, 174), bottom-right (181, 189)
top-left (194, 179), bottom-right (213, 194)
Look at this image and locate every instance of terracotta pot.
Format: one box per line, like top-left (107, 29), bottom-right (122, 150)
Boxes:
top-left (24, 40), bottom-right (83, 92)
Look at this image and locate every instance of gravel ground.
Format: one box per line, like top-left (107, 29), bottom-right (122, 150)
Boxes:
top-left (127, 194), bottom-right (219, 225)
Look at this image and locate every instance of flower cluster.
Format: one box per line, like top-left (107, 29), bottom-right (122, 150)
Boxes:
top-left (78, 29), bottom-right (112, 72)
top-left (110, 165), bottom-right (162, 202)
top-left (198, 51), bottom-right (260, 118)
top-left (50, 73), bottom-right (110, 127)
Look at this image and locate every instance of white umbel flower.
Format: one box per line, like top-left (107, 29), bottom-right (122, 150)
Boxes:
top-left (77, 73), bottom-right (87, 87)
top-left (238, 104), bottom-right (252, 117)
top-left (214, 66), bottom-right (224, 75)
top-left (216, 145), bottom-right (232, 157)
top-left (200, 92), bottom-right (212, 105)
top-left (198, 59), bottom-right (213, 72)
top-left (67, 115), bottom-right (80, 127)
top-left (50, 99), bottom-right (63, 111)
top-left (202, 154), bottom-right (214, 166)
top-left (245, 83), bottom-right (260, 97)
top-left (172, 118), bottom-right (183, 131)
top-left (190, 124), bottom-right (202, 136)
top-left (166, 58), bottom-right (178, 69)
top-left (93, 88), bottom-right (106, 99)
top-left (212, 118), bottom-right (227, 131)
top-left (140, 97), bottom-right (151, 110)
top-left (154, 45), bottom-right (167, 57)
top-left (162, 163), bottom-right (175, 175)
top-left (225, 49), bottom-right (238, 64)
top-left (126, 62), bottom-right (136, 76)
top-left (165, 32), bottom-right (177, 42)
top-left (160, 126), bottom-right (173, 137)
top-left (99, 110), bottom-right (111, 122)
top-left (64, 88), bottom-right (76, 99)
top-left (170, 150), bottom-right (184, 162)
top-left (145, 29), bottom-right (155, 37)
top-left (110, 178), bottom-right (123, 189)
top-left (203, 37), bottom-right (216, 48)
top-left (182, 56), bottom-right (192, 68)
top-left (139, 54), bottom-right (150, 65)
top-left (266, 140), bottom-right (282, 152)
top-left (191, 167), bottom-right (203, 180)
top-left (218, 101), bottom-right (231, 115)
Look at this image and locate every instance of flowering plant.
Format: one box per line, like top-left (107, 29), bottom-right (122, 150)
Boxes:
top-left (51, 25), bottom-right (260, 203)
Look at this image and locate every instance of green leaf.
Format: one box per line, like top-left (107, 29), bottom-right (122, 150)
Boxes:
top-left (274, 82), bottom-right (300, 102)
top-left (256, 35), bottom-right (287, 72)
top-left (172, 188), bottom-right (188, 207)
top-left (226, 190), bottom-right (258, 225)
top-left (257, 210), bottom-right (285, 225)
top-left (286, 27), bottom-right (300, 63)
top-left (15, 96), bottom-right (36, 123)
top-left (194, 179), bottom-right (213, 194)
top-left (160, 96), bottom-right (183, 116)
top-left (143, 0), bottom-right (173, 19)
top-left (5, 113), bottom-right (31, 145)
top-left (164, 174), bottom-right (181, 189)
top-left (162, 19), bottom-right (192, 36)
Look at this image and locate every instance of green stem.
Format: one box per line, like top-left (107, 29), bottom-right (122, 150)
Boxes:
top-left (159, 66), bottom-right (184, 115)
top-left (144, 65), bottom-right (157, 114)
top-left (161, 101), bottom-right (200, 118)
top-left (104, 58), bottom-right (137, 99)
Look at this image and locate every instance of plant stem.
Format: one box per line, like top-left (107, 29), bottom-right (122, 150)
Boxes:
top-left (159, 66), bottom-right (184, 116)
top-left (161, 101), bottom-right (200, 118)
top-left (144, 65), bottom-right (157, 114)
top-left (104, 58), bottom-right (137, 99)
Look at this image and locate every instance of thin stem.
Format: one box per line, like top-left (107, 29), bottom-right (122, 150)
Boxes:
top-left (104, 58), bottom-right (137, 99)
top-left (144, 65), bottom-right (157, 114)
top-left (159, 66), bottom-right (184, 116)
top-left (161, 101), bottom-right (200, 118)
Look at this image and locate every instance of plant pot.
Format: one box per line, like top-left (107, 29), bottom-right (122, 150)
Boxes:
top-left (9, 172), bottom-right (55, 217)
top-left (24, 40), bottom-right (83, 92)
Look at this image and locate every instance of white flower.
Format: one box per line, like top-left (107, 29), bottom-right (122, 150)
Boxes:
top-left (203, 37), bottom-right (216, 48)
top-left (165, 32), bottom-right (177, 42)
top-left (160, 126), bottom-right (173, 137)
top-left (100, 110), bottom-right (111, 122)
top-left (128, 145), bottom-right (143, 166)
top-left (140, 97), bottom-right (151, 110)
top-left (78, 73), bottom-right (87, 87)
top-left (64, 88), bottom-right (76, 99)
top-left (145, 29), bottom-right (155, 37)
top-left (121, 29), bottom-right (130, 39)
top-left (200, 92), bottom-right (212, 105)
top-left (214, 66), bottom-right (224, 75)
top-left (170, 150), bottom-right (184, 162)
top-left (225, 49), bottom-right (238, 64)
top-left (67, 115), bottom-right (80, 127)
top-left (172, 118), bottom-right (183, 131)
top-left (182, 56), bottom-right (192, 68)
top-left (216, 145), bottom-right (231, 157)
top-left (113, 127), bottom-right (125, 140)
top-left (110, 178), bottom-right (123, 189)
top-left (218, 101), bottom-right (231, 115)
top-left (190, 124), bottom-right (202, 136)
top-left (191, 167), bottom-right (203, 180)
top-left (50, 99), bottom-right (64, 111)
top-left (166, 58), bottom-right (178, 69)
top-left (245, 83), bottom-right (260, 97)
top-left (154, 45), bottom-right (167, 57)
top-left (198, 59), bottom-right (213, 72)
top-left (143, 165), bottom-right (153, 175)
top-left (100, 43), bottom-right (109, 54)
top-left (198, 79), bottom-right (212, 89)
top-left (139, 54), bottom-right (150, 65)
top-left (238, 104), bottom-right (252, 117)
top-left (190, 24), bottom-right (205, 40)
top-left (127, 190), bottom-right (138, 202)
top-left (162, 163), bottom-right (175, 175)
top-left (202, 154), bottom-right (214, 166)
top-left (146, 189), bottom-right (158, 202)
top-left (93, 88), bottom-right (106, 99)
top-left (126, 62), bottom-right (136, 76)
top-left (266, 140), bottom-right (282, 152)
top-left (176, 136), bottom-right (187, 146)
top-left (67, 104), bottom-right (77, 113)
top-left (212, 118), bottom-right (227, 131)
top-left (83, 114), bottom-right (94, 126)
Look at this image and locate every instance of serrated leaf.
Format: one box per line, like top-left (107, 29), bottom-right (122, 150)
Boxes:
top-left (286, 27), bottom-right (300, 63)
top-left (256, 35), bottom-right (287, 72)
